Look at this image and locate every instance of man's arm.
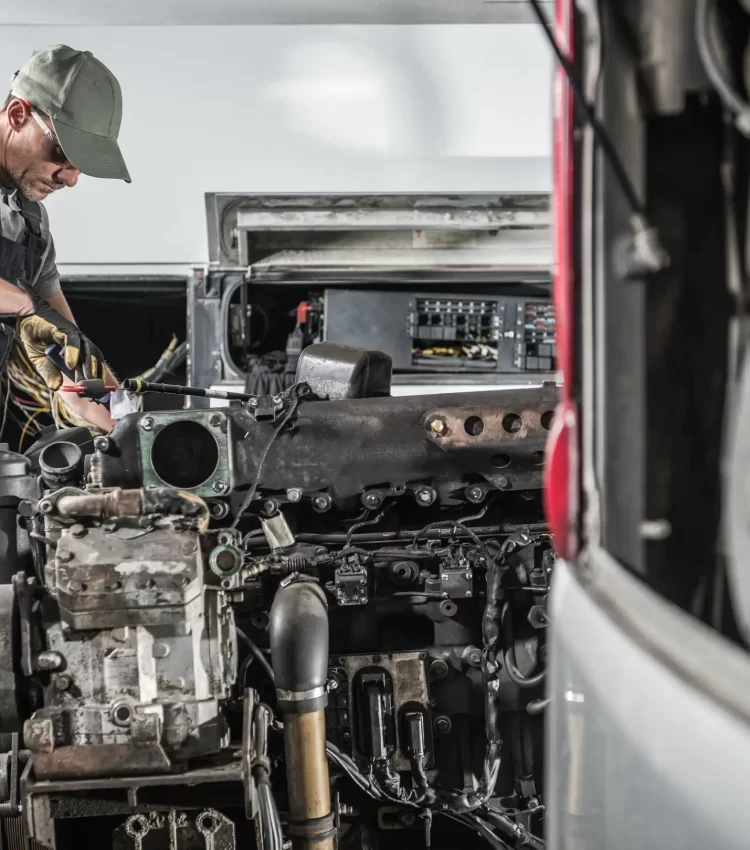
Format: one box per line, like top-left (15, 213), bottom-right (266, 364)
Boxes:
top-left (0, 276), bottom-right (35, 316)
top-left (45, 292), bottom-right (116, 432)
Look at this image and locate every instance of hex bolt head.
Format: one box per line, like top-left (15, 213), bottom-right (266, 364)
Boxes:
top-left (212, 480), bottom-right (227, 494)
top-left (287, 488), bottom-right (302, 503)
top-left (54, 674), bottom-right (72, 691)
top-left (182, 540), bottom-right (198, 556)
top-left (136, 578), bottom-right (154, 590)
top-left (70, 523), bottom-right (86, 538)
top-left (209, 413), bottom-right (222, 428)
top-left (94, 436), bottom-right (110, 452)
top-left (433, 716), bottom-right (452, 736)
top-left (104, 580), bottom-right (121, 592)
top-left (362, 492), bottom-right (382, 509)
top-left (66, 580), bottom-right (84, 593)
top-left (428, 417), bottom-right (446, 436)
top-left (140, 417), bottom-right (154, 432)
top-left (174, 575), bottom-right (189, 588)
top-left (497, 477), bottom-right (512, 490)
top-left (466, 485), bottom-right (486, 504)
top-left (57, 550), bottom-right (74, 564)
top-left (312, 494), bottom-right (332, 513)
top-left (415, 486), bottom-right (436, 506)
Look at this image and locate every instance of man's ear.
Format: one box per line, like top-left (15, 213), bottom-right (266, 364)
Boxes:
top-left (5, 98), bottom-right (30, 133)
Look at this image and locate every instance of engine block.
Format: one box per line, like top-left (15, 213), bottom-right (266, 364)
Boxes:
top-left (0, 343), bottom-right (555, 850)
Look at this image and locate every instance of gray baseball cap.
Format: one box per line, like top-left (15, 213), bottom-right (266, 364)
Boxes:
top-left (11, 44), bottom-right (130, 183)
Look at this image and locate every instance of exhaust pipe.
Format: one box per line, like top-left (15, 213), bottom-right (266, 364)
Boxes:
top-left (270, 576), bottom-right (334, 850)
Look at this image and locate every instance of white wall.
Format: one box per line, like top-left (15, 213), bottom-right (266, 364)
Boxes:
top-left (3, 25), bottom-right (553, 275)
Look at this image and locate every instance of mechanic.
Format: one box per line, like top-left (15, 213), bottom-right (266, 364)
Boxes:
top-left (0, 43), bottom-right (131, 433)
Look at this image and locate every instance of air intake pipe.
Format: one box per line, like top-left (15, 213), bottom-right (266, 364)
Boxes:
top-left (270, 576), bottom-right (334, 850)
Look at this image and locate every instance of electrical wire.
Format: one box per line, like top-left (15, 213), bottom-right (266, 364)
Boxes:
top-left (525, 0), bottom-right (645, 217)
top-left (231, 393), bottom-right (301, 529)
top-left (18, 407), bottom-right (49, 452)
top-left (236, 628), bottom-right (275, 683)
top-left (0, 371), bottom-right (10, 441)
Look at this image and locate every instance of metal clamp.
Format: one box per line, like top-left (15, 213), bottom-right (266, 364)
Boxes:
top-left (276, 686), bottom-right (327, 703)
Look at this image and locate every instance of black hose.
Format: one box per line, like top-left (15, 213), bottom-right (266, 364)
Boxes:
top-left (503, 649), bottom-right (546, 689)
top-left (500, 600), bottom-right (545, 688)
top-left (236, 628), bottom-right (275, 684)
top-left (269, 576), bottom-right (328, 714)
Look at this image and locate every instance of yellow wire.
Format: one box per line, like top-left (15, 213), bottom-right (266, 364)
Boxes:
top-left (18, 407), bottom-right (50, 452)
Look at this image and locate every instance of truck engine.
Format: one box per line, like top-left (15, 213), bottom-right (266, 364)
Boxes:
top-left (0, 343), bottom-right (554, 850)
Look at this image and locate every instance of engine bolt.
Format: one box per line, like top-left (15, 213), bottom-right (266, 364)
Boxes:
top-left (209, 500), bottom-right (229, 519)
top-left (94, 436), bottom-right (110, 452)
top-left (497, 476), bottom-right (512, 490)
top-left (182, 541), bottom-right (198, 555)
top-left (213, 480), bottom-right (227, 494)
top-left (361, 492), bottom-right (382, 509)
top-left (38, 500), bottom-right (52, 514)
top-left (465, 590), bottom-right (473, 597)
top-left (428, 417), bottom-right (446, 436)
top-left (140, 417), bottom-right (154, 432)
top-left (399, 813), bottom-right (417, 827)
top-left (262, 499), bottom-right (279, 516)
top-left (66, 580), bottom-right (84, 593)
top-left (137, 578), bottom-right (154, 590)
top-left (467, 649), bottom-right (482, 667)
top-left (152, 643), bottom-right (170, 659)
top-left (429, 659), bottom-right (449, 681)
top-left (104, 580), bottom-right (121, 592)
top-left (54, 674), bottom-right (72, 691)
top-left (465, 485), bottom-right (486, 504)
top-left (312, 494), bottom-right (332, 513)
top-left (287, 488), bottom-right (302, 503)
top-left (174, 575), bottom-right (189, 588)
top-left (433, 716), bottom-right (452, 736)
top-left (70, 523), bottom-right (86, 538)
top-left (209, 413), bottom-right (222, 428)
top-left (58, 550), bottom-right (74, 564)
top-left (415, 486), bottom-right (436, 506)
top-left (36, 651), bottom-right (64, 672)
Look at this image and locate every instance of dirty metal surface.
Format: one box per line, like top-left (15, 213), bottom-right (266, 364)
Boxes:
top-left (138, 410), bottom-right (233, 499)
top-left (113, 809), bottom-right (236, 850)
top-left (53, 527), bottom-right (202, 630)
top-left (0, 584), bottom-right (22, 731)
top-left (330, 651), bottom-right (431, 771)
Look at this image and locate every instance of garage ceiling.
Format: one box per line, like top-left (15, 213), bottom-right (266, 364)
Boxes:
top-left (3, 0), bottom-right (552, 26)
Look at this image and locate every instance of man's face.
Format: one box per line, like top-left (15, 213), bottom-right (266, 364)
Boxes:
top-left (5, 100), bottom-right (80, 201)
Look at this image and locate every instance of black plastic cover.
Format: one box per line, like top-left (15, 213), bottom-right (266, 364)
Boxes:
top-left (295, 342), bottom-right (392, 400)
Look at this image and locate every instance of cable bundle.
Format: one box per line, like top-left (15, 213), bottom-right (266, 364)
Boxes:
top-left (3, 336), bottom-right (188, 451)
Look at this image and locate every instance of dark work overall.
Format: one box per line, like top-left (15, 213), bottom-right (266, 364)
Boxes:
top-left (0, 196), bottom-right (45, 373)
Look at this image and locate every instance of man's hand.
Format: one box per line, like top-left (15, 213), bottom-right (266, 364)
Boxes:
top-left (17, 303), bottom-right (105, 390)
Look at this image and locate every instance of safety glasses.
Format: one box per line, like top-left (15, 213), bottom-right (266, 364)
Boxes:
top-left (26, 103), bottom-right (72, 167)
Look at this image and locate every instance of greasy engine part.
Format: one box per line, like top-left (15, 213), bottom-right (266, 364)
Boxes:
top-left (97, 384), bottom-right (558, 501)
top-left (270, 577), bottom-right (335, 850)
top-left (0, 343), bottom-right (554, 850)
top-left (24, 487), bottom-right (235, 781)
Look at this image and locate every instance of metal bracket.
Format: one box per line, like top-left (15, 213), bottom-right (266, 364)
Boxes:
top-left (0, 734), bottom-right (20, 818)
